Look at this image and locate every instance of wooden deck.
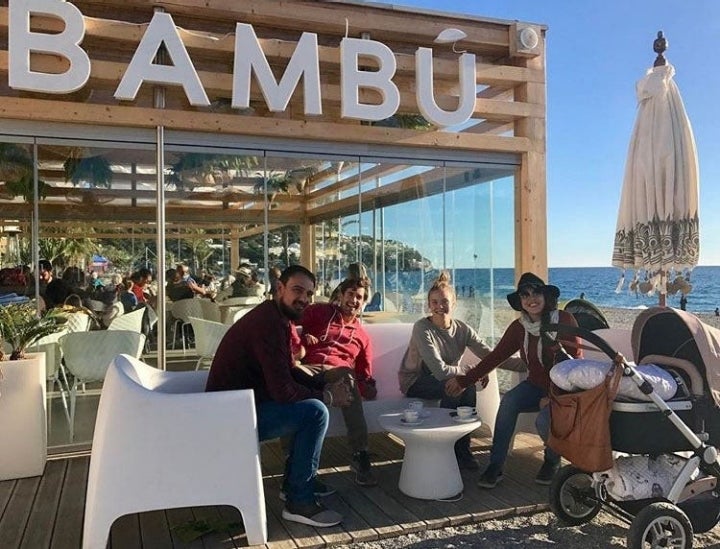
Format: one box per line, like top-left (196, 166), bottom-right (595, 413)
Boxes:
top-left (0, 428), bottom-right (550, 549)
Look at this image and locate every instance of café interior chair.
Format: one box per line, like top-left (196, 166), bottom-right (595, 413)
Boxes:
top-left (59, 329), bottom-right (145, 441)
top-left (83, 353), bottom-right (266, 549)
top-left (199, 298), bottom-right (221, 322)
top-left (188, 316), bottom-right (230, 370)
top-left (169, 299), bottom-right (203, 351)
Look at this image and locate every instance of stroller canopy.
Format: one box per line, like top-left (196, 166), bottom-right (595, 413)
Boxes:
top-left (632, 307), bottom-right (720, 407)
top-left (563, 298), bottom-right (611, 331)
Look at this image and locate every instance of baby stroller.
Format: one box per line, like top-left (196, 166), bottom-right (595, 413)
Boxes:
top-left (543, 307), bottom-right (720, 549)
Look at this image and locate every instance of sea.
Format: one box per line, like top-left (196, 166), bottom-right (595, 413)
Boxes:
top-left (375, 266), bottom-right (720, 313)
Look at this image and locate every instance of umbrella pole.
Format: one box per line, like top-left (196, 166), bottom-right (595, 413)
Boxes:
top-left (659, 270), bottom-right (667, 307)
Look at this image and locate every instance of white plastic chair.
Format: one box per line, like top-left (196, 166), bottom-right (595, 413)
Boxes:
top-left (32, 311), bottom-right (92, 429)
top-left (82, 354), bottom-right (266, 549)
top-left (230, 305), bottom-right (255, 324)
top-left (199, 298), bottom-right (221, 322)
top-left (188, 316), bottom-right (230, 370)
top-left (107, 307), bottom-right (145, 332)
top-left (59, 330), bottom-right (145, 441)
top-left (169, 299), bottom-right (203, 351)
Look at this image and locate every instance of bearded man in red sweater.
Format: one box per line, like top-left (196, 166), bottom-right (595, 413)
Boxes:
top-left (295, 276), bottom-right (378, 486)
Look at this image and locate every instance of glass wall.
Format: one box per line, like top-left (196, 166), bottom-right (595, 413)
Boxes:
top-left (0, 130), bottom-right (515, 452)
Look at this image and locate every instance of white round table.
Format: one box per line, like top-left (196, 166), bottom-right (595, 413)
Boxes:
top-left (378, 408), bottom-right (481, 499)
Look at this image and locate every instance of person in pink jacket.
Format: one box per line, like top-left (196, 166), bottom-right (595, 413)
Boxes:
top-left (297, 276), bottom-right (377, 486)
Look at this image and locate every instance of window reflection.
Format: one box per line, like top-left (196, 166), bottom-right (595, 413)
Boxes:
top-left (0, 137), bottom-right (514, 453)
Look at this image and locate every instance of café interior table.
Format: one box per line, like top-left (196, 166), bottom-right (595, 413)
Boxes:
top-left (378, 408), bottom-right (481, 499)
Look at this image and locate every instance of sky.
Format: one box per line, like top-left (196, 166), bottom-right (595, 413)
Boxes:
top-left (373, 0), bottom-right (720, 267)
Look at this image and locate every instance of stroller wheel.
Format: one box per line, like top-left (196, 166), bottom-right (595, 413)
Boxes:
top-left (628, 502), bottom-right (693, 549)
top-left (549, 465), bottom-right (601, 526)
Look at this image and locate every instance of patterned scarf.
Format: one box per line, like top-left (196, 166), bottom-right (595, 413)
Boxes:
top-left (519, 309), bottom-right (559, 367)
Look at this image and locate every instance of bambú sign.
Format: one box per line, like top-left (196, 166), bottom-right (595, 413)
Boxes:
top-left (8, 0), bottom-right (477, 127)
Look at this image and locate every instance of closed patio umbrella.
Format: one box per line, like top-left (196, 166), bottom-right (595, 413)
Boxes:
top-left (612, 32), bottom-right (699, 306)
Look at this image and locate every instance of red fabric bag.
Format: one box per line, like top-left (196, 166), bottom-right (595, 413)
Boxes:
top-left (548, 363), bottom-right (622, 472)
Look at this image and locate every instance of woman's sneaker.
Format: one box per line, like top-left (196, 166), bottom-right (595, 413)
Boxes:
top-left (282, 501), bottom-right (343, 527)
top-left (477, 464), bottom-right (504, 489)
top-left (535, 461), bottom-right (560, 485)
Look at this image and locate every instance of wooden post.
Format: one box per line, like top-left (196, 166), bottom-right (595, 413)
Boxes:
top-left (513, 31), bottom-right (548, 281)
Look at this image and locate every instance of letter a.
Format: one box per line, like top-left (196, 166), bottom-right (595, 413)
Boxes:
top-left (115, 12), bottom-right (209, 106)
top-left (9, 0), bottom-right (91, 93)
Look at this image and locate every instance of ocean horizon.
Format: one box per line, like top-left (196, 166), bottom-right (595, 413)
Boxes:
top-left (374, 266), bottom-right (720, 313)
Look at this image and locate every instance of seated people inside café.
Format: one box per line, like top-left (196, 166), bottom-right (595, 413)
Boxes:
top-left (295, 276), bottom-right (377, 486)
top-left (166, 264), bottom-right (208, 301)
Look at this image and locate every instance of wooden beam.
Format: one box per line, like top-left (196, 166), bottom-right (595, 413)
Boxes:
top-left (0, 98), bottom-right (532, 153)
top-left (66, 0), bottom-right (514, 54)
top-left (0, 51), bottom-right (542, 123)
top-left (0, 9), bottom-right (544, 86)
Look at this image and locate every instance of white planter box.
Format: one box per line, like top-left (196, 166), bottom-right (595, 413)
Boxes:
top-left (0, 352), bottom-right (47, 481)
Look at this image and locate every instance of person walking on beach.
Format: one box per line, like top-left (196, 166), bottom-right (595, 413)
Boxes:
top-left (399, 271), bottom-right (494, 470)
top-left (446, 272), bottom-right (582, 488)
top-left (715, 307), bottom-right (719, 317)
top-left (680, 295), bottom-right (687, 311)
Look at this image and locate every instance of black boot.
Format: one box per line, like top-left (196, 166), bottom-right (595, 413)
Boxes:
top-left (454, 435), bottom-right (479, 470)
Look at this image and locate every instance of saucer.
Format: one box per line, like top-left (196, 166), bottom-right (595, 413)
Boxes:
top-left (452, 416), bottom-right (478, 424)
top-left (419, 410), bottom-right (431, 418)
top-left (400, 418), bottom-right (424, 426)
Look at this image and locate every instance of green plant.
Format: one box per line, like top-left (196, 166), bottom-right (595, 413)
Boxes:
top-left (63, 154), bottom-right (113, 187)
top-left (0, 303), bottom-right (67, 361)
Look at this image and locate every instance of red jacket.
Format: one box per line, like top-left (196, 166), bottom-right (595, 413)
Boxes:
top-left (458, 310), bottom-right (581, 392)
top-left (300, 303), bottom-right (373, 392)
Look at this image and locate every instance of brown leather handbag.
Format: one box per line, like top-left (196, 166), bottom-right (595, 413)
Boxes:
top-left (548, 363), bottom-right (622, 472)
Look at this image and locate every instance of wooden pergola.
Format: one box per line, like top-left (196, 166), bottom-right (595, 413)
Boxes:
top-left (0, 0), bottom-right (548, 278)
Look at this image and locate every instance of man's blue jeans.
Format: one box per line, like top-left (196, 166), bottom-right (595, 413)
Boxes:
top-left (489, 380), bottom-right (559, 470)
top-left (256, 399), bottom-right (328, 505)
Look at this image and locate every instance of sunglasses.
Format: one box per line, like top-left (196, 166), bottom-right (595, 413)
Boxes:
top-left (518, 287), bottom-right (543, 299)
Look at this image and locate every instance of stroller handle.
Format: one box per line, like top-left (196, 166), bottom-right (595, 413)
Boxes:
top-left (541, 323), bottom-right (624, 362)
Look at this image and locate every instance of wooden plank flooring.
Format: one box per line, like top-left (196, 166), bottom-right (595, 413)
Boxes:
top-left (0, 428), bottom-right (550, 549)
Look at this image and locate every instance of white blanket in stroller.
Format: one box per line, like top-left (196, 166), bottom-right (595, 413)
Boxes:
top-left (594, 454), bottom-right (688, 501)
top-left (551, 359), bottom-right (678, 401)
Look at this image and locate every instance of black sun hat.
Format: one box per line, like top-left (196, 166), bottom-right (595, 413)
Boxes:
top-left (506, 272), bottom-right (560, 311)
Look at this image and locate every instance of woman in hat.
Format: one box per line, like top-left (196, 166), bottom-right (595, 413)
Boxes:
top-left (446, 272), bottom-right (581, 488)
top-left (398, 271), bottom-right (493, 471)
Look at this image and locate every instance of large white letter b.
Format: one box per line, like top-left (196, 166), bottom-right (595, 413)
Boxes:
top-left (9, 0), bottom-right (91, 93)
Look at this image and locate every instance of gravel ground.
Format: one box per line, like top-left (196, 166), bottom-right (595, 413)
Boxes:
top-left (347, 509), bottom-right (720, 548)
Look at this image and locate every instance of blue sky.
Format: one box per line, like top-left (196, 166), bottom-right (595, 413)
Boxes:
top-left (374, 0), bottom-right (720, 267)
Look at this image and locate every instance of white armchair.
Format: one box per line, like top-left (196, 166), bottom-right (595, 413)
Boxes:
top-left (82, 354), bottom-right (266, 548)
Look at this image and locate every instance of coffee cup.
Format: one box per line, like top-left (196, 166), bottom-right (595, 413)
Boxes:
top-left (403, 409), bottom-right (420, 423)
top-left (456, 406), bottom-right (474, 420)
top-left (408, 400), bottom-right (424, 413)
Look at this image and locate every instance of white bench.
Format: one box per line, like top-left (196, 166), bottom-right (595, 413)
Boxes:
top-left (325, 323), bottom-right (500, 437)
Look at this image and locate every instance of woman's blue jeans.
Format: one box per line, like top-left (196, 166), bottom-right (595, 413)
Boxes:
top-left (489, 379), bottom-right (559, 470)
top-left (256, 398), bottom-right (328, 505)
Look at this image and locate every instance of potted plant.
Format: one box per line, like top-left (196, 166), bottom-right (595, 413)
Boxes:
top-left (0, 303), bottom-right (67, 480)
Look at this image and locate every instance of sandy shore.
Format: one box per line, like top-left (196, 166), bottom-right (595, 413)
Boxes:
top-left (599, 306), bottom-right (720, 332)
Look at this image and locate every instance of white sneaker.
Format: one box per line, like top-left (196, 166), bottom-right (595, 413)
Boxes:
top-left (282, 501), bottom-right (342, 527)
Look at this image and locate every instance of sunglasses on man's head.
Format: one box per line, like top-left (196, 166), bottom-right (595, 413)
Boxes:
top-left (518, 287), bottom-right (543, 299)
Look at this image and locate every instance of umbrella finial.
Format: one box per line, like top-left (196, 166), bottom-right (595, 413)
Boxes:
top-left (653, 30), bottom-right (668, 67)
